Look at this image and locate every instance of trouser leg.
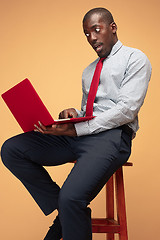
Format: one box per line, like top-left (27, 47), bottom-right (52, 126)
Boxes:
top-left (1, 128), bottom-right (132, 240)
top-left (1, 131), bottom-right (76, 215)
top-left (58, 129), bottom-right (132, 240)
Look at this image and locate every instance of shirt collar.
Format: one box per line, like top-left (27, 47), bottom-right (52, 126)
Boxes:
top-left (106, 40), bottom-right (123, 59)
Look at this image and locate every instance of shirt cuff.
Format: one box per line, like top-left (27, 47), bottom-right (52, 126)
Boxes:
top-left (74, 118), bottom-right (103, 136)
top-left (74, 121), bottom-right (90, 136)
top-left (75, 109), bottom-right (84, 117)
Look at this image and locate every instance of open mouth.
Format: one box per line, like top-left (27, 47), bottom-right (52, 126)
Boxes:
top-left (93, 43), bottom-right (103, 53)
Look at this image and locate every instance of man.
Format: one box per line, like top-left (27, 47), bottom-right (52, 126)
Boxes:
top-left (1, 7), bottom-right (151, 240)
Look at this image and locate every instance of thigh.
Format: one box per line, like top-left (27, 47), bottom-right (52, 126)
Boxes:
top-left (60, 129), bottom-right (131, 203)
top-left (2, 131), bottom-right (76, 166)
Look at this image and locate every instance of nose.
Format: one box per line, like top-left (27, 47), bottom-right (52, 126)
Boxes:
top-left (88, 32), bottom-right (97, 44)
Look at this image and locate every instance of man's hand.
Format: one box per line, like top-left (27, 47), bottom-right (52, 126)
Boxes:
top-left (34, 121), bottom-right (77, 137)
top-left (59, 108), bottom-right (78, 119)
top-left (34, 108), bottom-right (78, 136)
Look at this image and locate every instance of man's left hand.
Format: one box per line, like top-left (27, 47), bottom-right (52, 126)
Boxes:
top-left (34, 121), bottom-right (77, 137)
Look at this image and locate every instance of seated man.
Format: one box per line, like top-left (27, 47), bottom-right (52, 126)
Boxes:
top-left (1, 7), bottom-right (151, 240)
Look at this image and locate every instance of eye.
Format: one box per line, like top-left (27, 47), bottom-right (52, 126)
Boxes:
top-left (85, 33), bottom-right (90, 37)
top-left (95, 28), bottom-right (100, 33)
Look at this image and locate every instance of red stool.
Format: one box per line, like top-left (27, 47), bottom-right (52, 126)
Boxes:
top-left (62, 162), bottom-right (133, 240)
top-left (92, 162), bottom-right (133, 240)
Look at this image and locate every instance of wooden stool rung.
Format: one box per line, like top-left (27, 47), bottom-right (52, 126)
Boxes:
top-left (92, 162), bottom-right (133, 239)
top-left (92, 218), bottom-right (118, 224)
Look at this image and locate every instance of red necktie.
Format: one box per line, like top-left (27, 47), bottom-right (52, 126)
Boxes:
top-left (85, 58), bottom-right (105, 117)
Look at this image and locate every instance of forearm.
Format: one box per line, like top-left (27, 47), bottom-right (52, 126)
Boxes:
top-left (74, 101), bottom-right (138, 136)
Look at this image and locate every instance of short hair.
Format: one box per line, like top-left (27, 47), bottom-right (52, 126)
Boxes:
top-left (83, 7), bottom-right (114, 25)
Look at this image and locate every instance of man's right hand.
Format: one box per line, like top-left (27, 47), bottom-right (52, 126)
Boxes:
top-left (59, 108), bottom-right (78, 119)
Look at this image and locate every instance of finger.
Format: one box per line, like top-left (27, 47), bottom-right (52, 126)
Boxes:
top-left (34, 124), bottom-right (44, 133)
top-left (63, 110), bottom-right (69, 119)
top-left (58, 112), bottom-right (63, 119)
top-left (43, 125), bottom-right (58, 134)
top-left (59, 110), bottom-right (69, 119)
top-left (59, 111), bottom-right (65, 119)
top-left (38, 121), bottom-right (47, 131)
top-left (34, 129), bottom-right (39, 132)
top-left (51, 124), bottom-right (58, 129)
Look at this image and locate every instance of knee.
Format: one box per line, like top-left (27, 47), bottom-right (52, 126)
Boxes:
top-left (1, 138), bottom-right (16, 169)
top-left (58, 188), bottom-right (88, 213)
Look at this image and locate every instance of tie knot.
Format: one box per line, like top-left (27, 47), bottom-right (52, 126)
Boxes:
top-left (100, 57), bottom-right (106, 62)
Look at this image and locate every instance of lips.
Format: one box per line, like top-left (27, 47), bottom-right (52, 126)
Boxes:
top-left (93, 43), bottom-right (103, 53)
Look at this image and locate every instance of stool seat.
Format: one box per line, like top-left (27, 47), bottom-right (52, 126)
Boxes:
top-left (92, 162), bottom-right (133, 240)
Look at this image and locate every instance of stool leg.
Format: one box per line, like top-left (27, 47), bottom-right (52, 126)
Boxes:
top-left (115, 167), bottom-right (128, 240)
top-left (106, 176), bottom-right (114, 240)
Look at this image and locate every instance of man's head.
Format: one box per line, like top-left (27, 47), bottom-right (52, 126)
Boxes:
top-left (83, 8), bottom-right (118, 58)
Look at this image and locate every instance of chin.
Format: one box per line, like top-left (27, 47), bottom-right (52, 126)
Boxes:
top-left (98, 48), bottom-right (111, 58)
top-left (97, 53), bottom-right (106, 58)
top-left (97, 50), bottom-right (108, 58)
top-left (97, 52), bottom-right (103, 58)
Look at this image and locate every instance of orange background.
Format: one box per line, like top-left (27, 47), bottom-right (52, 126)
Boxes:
top-left (0, 0), bottom-right (160, 240)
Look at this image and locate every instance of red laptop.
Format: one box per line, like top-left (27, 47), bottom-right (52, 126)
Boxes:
top-left (1, 79), bottom-right (94, 132)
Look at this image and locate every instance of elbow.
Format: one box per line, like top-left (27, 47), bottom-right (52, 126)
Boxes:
top-left (118, 100), bottom-right (140, 122)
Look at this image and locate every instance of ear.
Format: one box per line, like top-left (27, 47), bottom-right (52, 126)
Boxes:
top-left (110, 22), bottom-right (117, 33)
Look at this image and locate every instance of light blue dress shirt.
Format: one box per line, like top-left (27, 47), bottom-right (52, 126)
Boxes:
top-left (75, 40), bottom-right (152, 137)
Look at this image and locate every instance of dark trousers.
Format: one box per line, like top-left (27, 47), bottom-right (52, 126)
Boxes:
top-left (1, 128), bottom-right (132, 240)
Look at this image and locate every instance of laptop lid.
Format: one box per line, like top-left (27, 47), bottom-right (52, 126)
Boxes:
top-left (1, 79), bottom-right (54, 132)
top-left (1, 79), bottom-right (94, 132)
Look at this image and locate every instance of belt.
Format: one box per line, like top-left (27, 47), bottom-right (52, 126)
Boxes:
top-left (119, 125), bottom-right (133, 138)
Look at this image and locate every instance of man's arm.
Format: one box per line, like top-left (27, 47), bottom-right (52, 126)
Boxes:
top-left (74, 51), bottom-right (152, 136)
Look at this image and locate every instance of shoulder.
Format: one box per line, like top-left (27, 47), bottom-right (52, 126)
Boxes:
top-left (118, 45), bottom-right (152, 81)
top-left (82, 58), bottom-right (99, 76)
top-left (120, 45), bottom-right (151, 68)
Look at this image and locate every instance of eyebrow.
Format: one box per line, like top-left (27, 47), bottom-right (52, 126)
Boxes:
top-left (90, 24), bottom-right (100, 29)
top-left (84, 24), bottom-right (100, 33)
